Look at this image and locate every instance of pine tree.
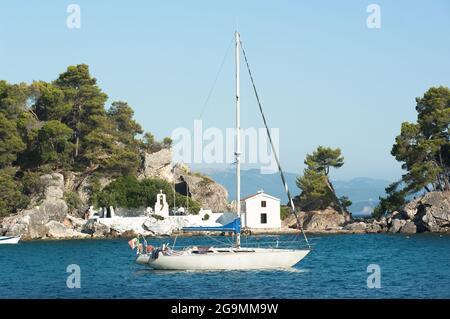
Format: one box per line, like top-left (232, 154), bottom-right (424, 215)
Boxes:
top-left (53, 64), bottom-right (108, 159)
top-left (30, 81), bottom-right (71, 122)
top-left (296, 146), bottom-right (346, 212)
top-left (0, 113), bottom-right (26, 168)
top-left (36, 120), bottom-right (74, 168)
top-left (375, 86), bottom-right (450, 217)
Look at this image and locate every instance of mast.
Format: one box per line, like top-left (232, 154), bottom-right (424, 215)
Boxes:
top-left (235, 31), bottom-right (241, 248)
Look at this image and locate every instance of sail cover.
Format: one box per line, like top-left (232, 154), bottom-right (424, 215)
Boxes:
top-left (182, 218), bottom-right (241, 234)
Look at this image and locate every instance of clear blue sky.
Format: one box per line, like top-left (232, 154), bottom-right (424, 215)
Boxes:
top-left (1, 1), bottom-right (449, 181)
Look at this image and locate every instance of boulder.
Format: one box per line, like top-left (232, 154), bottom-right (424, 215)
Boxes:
top-left (63, 215), bottom-right (87, 232)
top-left (366, 223), bottom-right (383, 233)
top-left (393, 211), bottom-right (408, 220)
top-left (139, 148), bottom-right (174, 182)
top-left (403, 201), bottom-right (418, 220)
top-left (121, 230), bottom-right (139, 238)
top-left (300, 208), bottom-right (346, 231)
top-left (388, 219), bottom-right (406, 233)
top-left (46, 221), bottom-right (88, 239)
top-left (40, 173), bottom-right (64, 199)
top-left (399, 221), bottom-right (417, 234)
top-left (416, 192), bottom-right (450, 232)
top-left (81, 219), bottom-right (111, 237)
top-left (1, 197), bottom-right (68, 239)
top-left (343, 222), bottom-right (368, 232)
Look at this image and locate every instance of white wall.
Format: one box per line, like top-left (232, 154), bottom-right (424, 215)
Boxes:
top-left (241, 194), bottom-right (281, 229)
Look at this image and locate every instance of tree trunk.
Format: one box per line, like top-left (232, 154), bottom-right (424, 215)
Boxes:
top-left (74, 164), bottom-right (99, 191)
top-left (438, 151), bottom-right (450, 191)
top-left (75, 135), bottom-right (79, 157)
top-left (324, 177), bottom-right (348, 216)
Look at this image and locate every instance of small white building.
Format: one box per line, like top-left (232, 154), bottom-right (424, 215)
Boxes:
top-left (240, 191), bottom-right (281, 229)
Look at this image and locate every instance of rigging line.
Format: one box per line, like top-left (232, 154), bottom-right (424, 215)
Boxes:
top-left (205, 234), bottom-right (232, 246)
top-left (239, 40), bottom-right (311, 249)
top-left (198, 36), bottom-right (234, 119)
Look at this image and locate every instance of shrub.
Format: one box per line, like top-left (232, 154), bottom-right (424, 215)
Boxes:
top-left (64, 191), bottom-right (83, 214)
top-left (280, 206), bottom-right (290, 220)
top-left (21, 171), bottom-right (45, 197)
top-left (0, 168), bottom-right (29, 217)
top-left (93, 176), bottom-right (201, 214)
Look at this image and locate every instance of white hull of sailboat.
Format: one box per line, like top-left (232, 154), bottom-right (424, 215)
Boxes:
top-left (136, 248), bottom-right (310, 270)
top-left (0, 236), bottom-right (21, 244)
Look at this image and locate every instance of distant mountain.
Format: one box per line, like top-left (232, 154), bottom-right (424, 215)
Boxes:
top-left (199, 168), bottom-right (390, 216)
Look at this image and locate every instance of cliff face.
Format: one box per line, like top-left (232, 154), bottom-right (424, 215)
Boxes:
top-left (139, 149), bottom-right (230, 212)
top-left (138, 148), bottom-right (175, 182)
top-left (172, 165), bottom-right (230, 213)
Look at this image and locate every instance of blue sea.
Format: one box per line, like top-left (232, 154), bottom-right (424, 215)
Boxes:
top-left (1, 234), bottom-right (449, 298)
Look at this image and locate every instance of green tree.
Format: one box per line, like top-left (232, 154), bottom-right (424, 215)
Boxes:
top-left (141, 133), bottom-right (172, 153)
top-left (339, 196), bottom-right (352, 211)
top-left (296, 146), bottom-right (346, 211)
top-left (372, 181), bottom-right (407, 219)
top-left (64, 191), bottom-right (83, 215)
top-left (107, 101), bottom-right (143, 143)
top-left (30, 81), bottom-right (71, 121)
top-left (296, 168), bottom-right (329, 199)
top-left (0, 81), bottom-right (32, 120)
top-left (15, 112), bottom-right (41, 168)
top-left (81, 114), bottom-right (115, 167)
top-left (162, 137), bottom-right (173, 148)
top-left (0, 168), bottom-right (29, 217)
top-left (37, 120), bottom-right (74, 168)
top-left (375, 86), bottom-right (450, 217)
top-left (21, 170), bottom-right (45, 197)
top-left (53, 64), bottom-right (108, 159)
top-left (103, 147), bottom-right (141, 176)
top-left (104, 101), bottom-right (143, 175)
top-left (0, 113), bottom-right (26, 168)
top-left (304, 146), bottom-right (344, 175)
top-left (142, 132), bottom-right (160, 152)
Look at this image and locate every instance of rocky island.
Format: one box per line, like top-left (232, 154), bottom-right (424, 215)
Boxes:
top-left (0, 66), bottom-right (449, 239)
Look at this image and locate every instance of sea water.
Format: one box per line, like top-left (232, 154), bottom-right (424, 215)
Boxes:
top-left (0, 234), bottom-right (449, 298)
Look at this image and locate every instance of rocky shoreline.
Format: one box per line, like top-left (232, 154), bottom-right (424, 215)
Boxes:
top-left (280, 191), bottom-right (450, 235)
top-left (1, 167), bottom-right (449, 240)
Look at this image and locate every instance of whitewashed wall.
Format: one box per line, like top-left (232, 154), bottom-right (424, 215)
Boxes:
top-left (241, 193), bottom-right (281, 229)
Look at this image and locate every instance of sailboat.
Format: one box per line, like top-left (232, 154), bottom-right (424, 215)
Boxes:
top-left (135, 32), bottom-right (311, 270)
